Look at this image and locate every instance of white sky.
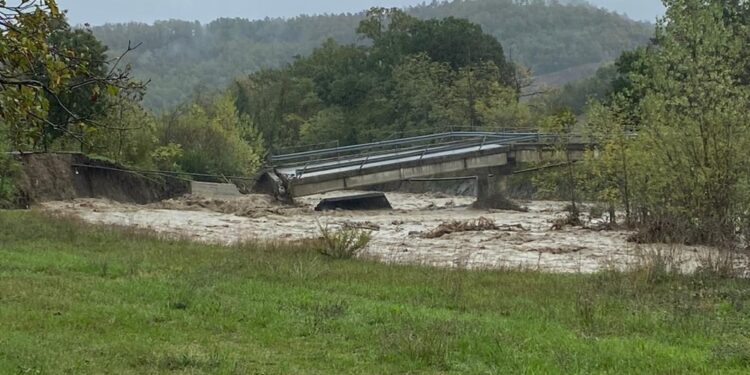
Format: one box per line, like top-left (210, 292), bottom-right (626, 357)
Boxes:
top-left (56, 0), bottom-right (666, 26)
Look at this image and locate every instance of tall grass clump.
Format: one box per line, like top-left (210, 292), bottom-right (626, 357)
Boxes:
top-left (316, 221), bottom-right (371, 259)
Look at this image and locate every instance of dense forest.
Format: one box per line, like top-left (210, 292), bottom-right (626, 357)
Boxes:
top-left (92, 0), bottom-right (653, 111)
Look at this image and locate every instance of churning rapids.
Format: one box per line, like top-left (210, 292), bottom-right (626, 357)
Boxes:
top-left (41, 191), bottom-right (739, 274)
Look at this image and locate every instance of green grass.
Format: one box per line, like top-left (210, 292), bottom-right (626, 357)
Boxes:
top-left (1, 211), bottom-right (750, 374)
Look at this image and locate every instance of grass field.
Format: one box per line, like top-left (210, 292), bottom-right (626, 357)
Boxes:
top-left (1, 211), bottom-right (750, 374)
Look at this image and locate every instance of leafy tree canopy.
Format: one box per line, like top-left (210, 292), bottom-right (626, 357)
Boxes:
top-left (579, 0), bottom-right (750, 245)
top-left (0, 0), bottom-right (143, 152)
top-left (234, 9), bottom-right (530, 150)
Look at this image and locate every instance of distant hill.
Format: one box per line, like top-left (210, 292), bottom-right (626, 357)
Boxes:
top-left (92, 0), bottom-right (653, 111)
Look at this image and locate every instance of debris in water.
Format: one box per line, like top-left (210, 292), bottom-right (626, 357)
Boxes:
top-left (423, 217), bottom-right (499, 239)
top-left (342, 221), bottom-right (381, 231)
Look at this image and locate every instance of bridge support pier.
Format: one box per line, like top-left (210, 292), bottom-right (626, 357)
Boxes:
top-left (477, 174), bottom-right (509, 200)
top-left (476, 165), bottom-right (513, 206)
top-left (476, 174), bottom-right (490, 201)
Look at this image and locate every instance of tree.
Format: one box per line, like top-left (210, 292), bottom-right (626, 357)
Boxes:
top-left (609, 47), bottom-right (653, 124)
top-left (42, 22), bottom-right (110, 149)
top-left (359, 8), bottom-right (514, 84)
top-left (291, 39), bottom-right (372, 108)
top-left (452, 61), bottom-right (528, 130)
top-left (538, 108), bottom-right (582, 222)
top-left (585, 0), bottom-right (750, 245)
top-left (0, 0), bottom-right (143, 152)
top-left (86, 95), bottom-right (159, 168)
top-left (637, 0), bottom-right (750, 243)
top-left (538, 64), bottom-right (620, 115)
top-left (390, 54), bottom-right (455, 134)
top-left (299, 107), bottom-right (349, 146)
top-left (160, 93), bottom-right (265, 177)
top-left (580, 97), bottom-right (634, 224)
top-left (235, 69), bottom-right (323, 149)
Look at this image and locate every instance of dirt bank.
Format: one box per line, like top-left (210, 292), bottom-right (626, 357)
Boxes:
top-left (40, 191), bottom-right (742, 274)
top-left (17, 153), bottom-right (189, 205)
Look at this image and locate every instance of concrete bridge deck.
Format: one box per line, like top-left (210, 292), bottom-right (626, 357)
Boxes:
top-left (269, 132), bottom-right (587, 198)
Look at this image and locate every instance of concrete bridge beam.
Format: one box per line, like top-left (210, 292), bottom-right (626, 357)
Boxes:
top-left (273, 140), bottom-right (591, 198)
top-left (476, 165), bottom-right (514, 201)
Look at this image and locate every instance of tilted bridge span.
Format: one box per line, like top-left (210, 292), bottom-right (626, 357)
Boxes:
top-left (265, 132), bottom-right (589, 199)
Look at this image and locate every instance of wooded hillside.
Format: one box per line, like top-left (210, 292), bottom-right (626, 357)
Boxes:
top-left (92, 0), bottom-right (653, 111)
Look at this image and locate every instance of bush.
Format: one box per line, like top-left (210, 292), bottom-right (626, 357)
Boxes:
top-left (627, 215), bottom-right (729, 246)
top-left (316, 222), bottom-right (372, 259)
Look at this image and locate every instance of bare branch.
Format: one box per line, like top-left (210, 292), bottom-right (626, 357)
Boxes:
top-left (520, 89), bottom-right (553, 98)
top-left (0, 78), bottom-right (45, 87)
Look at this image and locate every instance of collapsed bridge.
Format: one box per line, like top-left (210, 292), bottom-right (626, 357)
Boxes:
top-left (266, 131), bottom-right (590, 199)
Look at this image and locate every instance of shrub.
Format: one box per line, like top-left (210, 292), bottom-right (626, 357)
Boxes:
top-left (316, 222), bottom-right (372, 259)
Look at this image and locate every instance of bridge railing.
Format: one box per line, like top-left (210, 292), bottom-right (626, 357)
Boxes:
top-left (289, 137), bottom-right (508, 176)
top-left (270, 131), bottom-right (547, 168)
top-left (268, 132), bottom-right (594, 180)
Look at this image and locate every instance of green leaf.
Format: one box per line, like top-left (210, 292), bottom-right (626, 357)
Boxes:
top-left (107, 85), bottom-right (120, 97)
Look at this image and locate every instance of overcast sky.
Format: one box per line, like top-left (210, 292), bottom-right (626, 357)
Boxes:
top-left (57, 0), bottom-right (666, 26)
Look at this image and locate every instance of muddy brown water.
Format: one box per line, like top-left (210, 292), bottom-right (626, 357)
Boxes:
top-left (41, 191), bottom-right (737, 273)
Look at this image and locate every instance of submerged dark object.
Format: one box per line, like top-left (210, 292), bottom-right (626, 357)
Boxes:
top-left (315, 193), bottom-right (393, 211)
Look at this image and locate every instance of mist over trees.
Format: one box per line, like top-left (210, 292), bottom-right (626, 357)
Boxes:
top-left (91, 0), bottom-right (653, 111)
top-left (233, 8), bottom-right (525, 150)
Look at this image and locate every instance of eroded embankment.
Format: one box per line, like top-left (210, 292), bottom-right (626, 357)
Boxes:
top-left (17, 153), bottom-right (188, 205)
top-left (39, 191), bottom-right (740, 274)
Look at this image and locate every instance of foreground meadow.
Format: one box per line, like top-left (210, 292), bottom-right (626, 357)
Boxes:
top-left (1, 211), bottom-right (749, 374)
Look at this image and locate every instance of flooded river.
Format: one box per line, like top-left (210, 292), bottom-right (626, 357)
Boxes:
top-left (41, 191), bottom-right (725, 273)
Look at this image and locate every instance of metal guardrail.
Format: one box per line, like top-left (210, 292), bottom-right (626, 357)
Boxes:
top-left (291, 137), bottom-right (491, 175)
top-left (270, 131), bottom-right (552, 168)
top-left (269, 131), bottom-right (576, 178)
top-left (291, 138), bottom-right (507, 176)
top-left (270, 132), bottom-right (583, 178)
